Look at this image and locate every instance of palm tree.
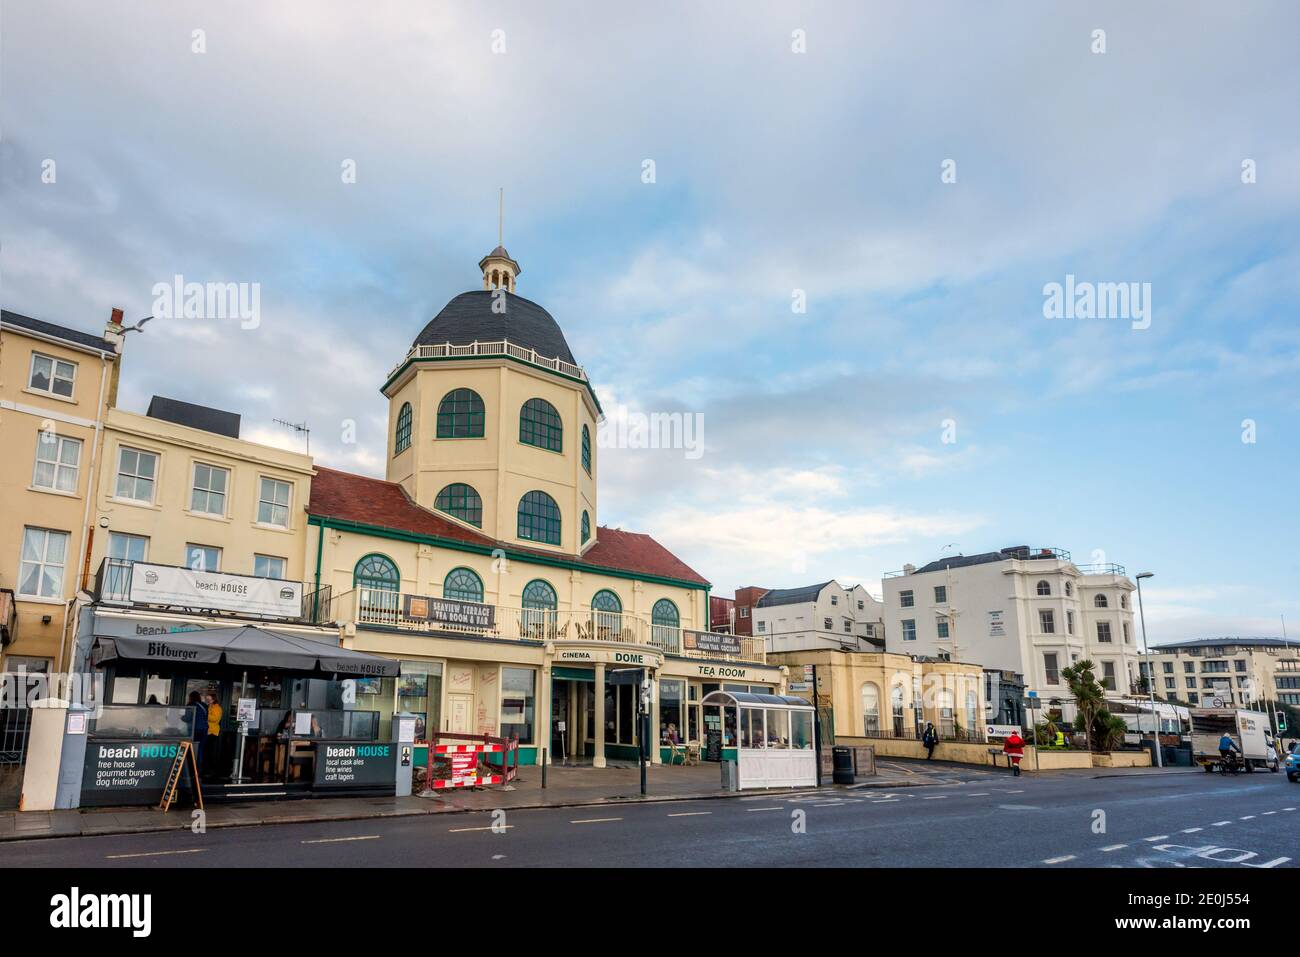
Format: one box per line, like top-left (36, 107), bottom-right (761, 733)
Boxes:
top-left (1062, 659), bottom-right (1106, 752)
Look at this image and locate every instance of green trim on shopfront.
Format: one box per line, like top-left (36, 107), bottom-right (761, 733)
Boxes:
top-left (308, 514), bottom-right (708, 592)
top-left (552, 666), bottom-right (595, 682)
top-left (382, 353), bottom-right (604, 416)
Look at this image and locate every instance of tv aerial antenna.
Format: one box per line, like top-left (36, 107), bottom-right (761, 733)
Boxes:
top-left (273, 418), bottom-right (310, 454)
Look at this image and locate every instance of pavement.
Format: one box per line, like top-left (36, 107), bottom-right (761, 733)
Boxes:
top-left (0, 757), bottom-right (979, 843)
top-left (1, 758), bottom-right (1294, 868)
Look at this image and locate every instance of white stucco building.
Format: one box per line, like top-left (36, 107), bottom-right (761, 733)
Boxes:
top-left (881, 546), bottom-right (1142, 702)
top-left (752, 581), bottom-right (884, 653)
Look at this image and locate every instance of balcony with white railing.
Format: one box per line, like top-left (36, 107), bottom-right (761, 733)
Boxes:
top-left (338, 589), bottom-right (767, 665)
top-left (390, 339), bottom-right (588, 383)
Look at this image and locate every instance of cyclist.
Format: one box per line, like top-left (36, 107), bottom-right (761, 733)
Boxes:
top-left (1218, 731), bottom-right (1240, 771)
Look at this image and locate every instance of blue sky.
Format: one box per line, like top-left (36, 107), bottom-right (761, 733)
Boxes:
top-left (2, 1), bottom-right (1298, 641)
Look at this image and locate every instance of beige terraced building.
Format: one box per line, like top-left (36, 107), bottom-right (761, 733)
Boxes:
top-left (0, 309), bottom-right (123, 673)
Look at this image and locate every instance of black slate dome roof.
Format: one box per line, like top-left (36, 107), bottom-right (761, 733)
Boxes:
top-left (413, 290), bottom-right (577, 366)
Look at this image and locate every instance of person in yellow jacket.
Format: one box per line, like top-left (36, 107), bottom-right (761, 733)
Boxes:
top-left (204, 692), bottom-right (223, 779)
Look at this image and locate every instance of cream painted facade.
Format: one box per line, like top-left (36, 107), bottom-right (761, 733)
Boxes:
top-left (305, 248), bottom-right (776, 767)
top-left (769, 648), bottom-right (986, 742)
top-left (0, 311), bottom-right (121, 671)
top-left (88, 405), bottom-right (316, 588)
top-left (385, 360), bottom-right (599, 556)
top-left (1146, 638), bottom-right (1300, 710)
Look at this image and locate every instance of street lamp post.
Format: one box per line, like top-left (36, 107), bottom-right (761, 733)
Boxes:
top-left (1135, 572), bottom-right (1163, 768)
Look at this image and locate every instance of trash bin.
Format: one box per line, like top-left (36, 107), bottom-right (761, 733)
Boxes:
top-left (832, 746), bottom-right (854, 785)
top-left (720, 759), bottom-right (739, 792)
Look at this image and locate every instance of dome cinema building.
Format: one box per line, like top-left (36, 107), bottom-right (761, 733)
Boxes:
top-left (308, 247), bottom-right (783, 768)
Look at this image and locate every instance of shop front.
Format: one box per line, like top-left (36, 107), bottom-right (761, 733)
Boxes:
top-left (72, 609), bottom-right (401, 805)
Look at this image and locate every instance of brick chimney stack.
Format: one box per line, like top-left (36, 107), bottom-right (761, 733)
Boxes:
top-left (103, 306), bottom-right (126, 407)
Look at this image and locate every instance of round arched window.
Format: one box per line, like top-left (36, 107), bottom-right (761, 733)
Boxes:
top-left (444, 567), bottom-right (484, 603)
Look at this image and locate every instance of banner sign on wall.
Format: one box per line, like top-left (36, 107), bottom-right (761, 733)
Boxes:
top-left (987, 610), bottom-right (1006, 638)
top-left (128, 563), bottom-right (302, 618)
top-left (314, 742), bottom-right (396, 790)
top-left (403, 595), bottom-right (495, 630)
top-left (81, 739), bottom-right (189, 807)
top-left (683, 629), bottom-right (742, 656)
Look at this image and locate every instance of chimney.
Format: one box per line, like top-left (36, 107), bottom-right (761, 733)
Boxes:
top-left (903, 564), bottom-right (916, 575)
top-left (103, 307), bottom-right (125, 408)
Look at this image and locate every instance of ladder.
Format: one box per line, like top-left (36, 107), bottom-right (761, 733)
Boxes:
top-left (159, 740), bottom-right (205, 812)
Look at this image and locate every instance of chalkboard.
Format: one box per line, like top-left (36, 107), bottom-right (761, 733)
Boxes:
top-left (705, 729), bottom-right (723, 762)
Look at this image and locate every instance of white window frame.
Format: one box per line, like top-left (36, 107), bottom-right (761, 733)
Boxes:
top-left (115, 446), bottom-right (159, 504)
top-left (936, 618), bottom-right (950, 639)
top-left (18, 527), bottom-right (69, 599)
top-left (899, 590), bottom-right (914, 608)
top-left (1043, 653), bottom-right (1060, 686)
top-left (257, 476), bottom-right (292, 528)
top-left (1096, 621), bottom-right (1113, 643)
top-left (254, 554), bottom-right (287, 579)
top-left (190, 462), bottom-right (231, 517)
top-left (1039, 609), bottom-right (1055, 634)
top-left (107, 531), bottom-right (149, 563)
top-left (184, 543), bottom-right (222, 572)
top-left (901, 619), bottom-right (917, 641)
top-left (31, 431), bottom-right (82, 494)
top-left (27, 352), bottom-right (77, 398)
top-left (934, 585), bottom-right (947, 604)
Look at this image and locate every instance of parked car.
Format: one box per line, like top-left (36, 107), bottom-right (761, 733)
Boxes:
top-left (1287, 746), bottom-right (1299, 784)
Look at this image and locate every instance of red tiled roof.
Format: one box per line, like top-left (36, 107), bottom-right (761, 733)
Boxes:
top-left (309, 466), bottom-right (709, 586)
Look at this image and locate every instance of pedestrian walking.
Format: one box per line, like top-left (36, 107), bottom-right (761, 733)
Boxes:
top-left (184, 690), bottom-right (208, 777)
top-left (922, 722), bottom-right (938, 760)
top-left (204, 691), bottom-right (223, 779)
top-left (1003, 729), bottom-right (1025, 776)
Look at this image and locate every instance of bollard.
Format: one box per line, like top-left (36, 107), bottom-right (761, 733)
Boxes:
top-left (541, 748), bottom-right (547, 788)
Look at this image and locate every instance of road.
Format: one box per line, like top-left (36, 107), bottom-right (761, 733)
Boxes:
top-left (3, 762), bottom-right (1297, 868)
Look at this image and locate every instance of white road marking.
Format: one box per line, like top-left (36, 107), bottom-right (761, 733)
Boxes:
top-left (1144, 835), bottom-right (1169, 842)
top-left (1003, 789), bottom-right (1024, 794)
top-left (1211, 821), bottom-right (1232, 826)
top-left (302, 834), bottom-right (382, 843)
top-left (1283, 808), bottom-right (1296, 812)
top-left (1100, 844), bottom-right (1128, 852)
top-left (968, 792), bottom-right (990, 797)
top-left (1239, 815), bottom-right (1256, 820)
top-left (570, 817), bottom-right (622, 824)
top-left (1262, 811), bottom-right (1277, 816)
top-left (106, 848), bottom-right (207, 860)
top-left (922, 795), bottom-right (948, 800)
top-left (1042, 855), bottom-right (1076, 864)
top-left (812, 802), bottom-right (844, 807)
top-left (747, 807), bottom-right (784, 812)
top-left (872, 799), bottom-right (900, 804)
top-left (447, 825), bottom-right (514, 833)
top-left (667, 811), bottom-right (712, 817)
top-left (1181, 827), bottom-right (1203, 833)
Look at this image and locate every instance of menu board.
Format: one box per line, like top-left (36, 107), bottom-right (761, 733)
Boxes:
top-left (705, 729), bottom-right (723, 762)
top-left (313, 741), bottom-right (396, 791)
top-left (81, 739), bottom-right (189, 807)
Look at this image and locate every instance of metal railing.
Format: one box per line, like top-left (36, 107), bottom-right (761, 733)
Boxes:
top-left (391, 339), bottom-right (588, 383)
top-left (338, 589), bottom-right (766, 664)
top-left (1076, 562), bottom-right (1127, 576)
top-left (858, 722), bottom-right (987, 744)
top-left (93, 558), bottom-right (334, 626)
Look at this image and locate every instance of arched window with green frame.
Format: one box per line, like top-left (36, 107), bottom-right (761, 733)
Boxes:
top-left (517, 490), bottom-right (561, 545)
top-left (436, 388), bottom-right (486, 438)
top-left (521, 579), bottom-right (558, 638)
top-left (394, 402), bottom-right (413, 454)
top-left (434, 483), bottom-right (483, 527)
top-left (581, 424), bottom-right (592, 475)
top-left (650, 598), bottom-right (680, 653)
top-left (591, 588), bottom-right (622, 638)
top-left (519, 398), bottom-right (563, 452)
top-left (443, 567), bottom-right (484, 603)
top-left (354, 554), bottom-right (400, 622)
top-left (581, 510), bottom-right (591, 545)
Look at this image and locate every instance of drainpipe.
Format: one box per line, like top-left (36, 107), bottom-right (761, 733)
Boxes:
top-left (312, 517), bottom-right (325, 622)
top-left (60, 350), bottom-right (111, 677)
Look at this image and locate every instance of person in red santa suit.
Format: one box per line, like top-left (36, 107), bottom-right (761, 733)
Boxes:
top-left (1002, 729), bottom-right (1025, 776)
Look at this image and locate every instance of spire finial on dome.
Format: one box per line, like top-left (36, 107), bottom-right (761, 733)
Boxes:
top-left (479, 189), bottom-right (520, 293)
